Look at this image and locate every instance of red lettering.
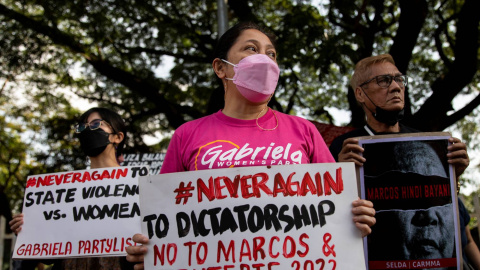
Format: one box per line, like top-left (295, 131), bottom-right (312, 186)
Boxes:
top-left (64, 172), bottom-right (72, 184)
top-left (33, 244), bottom-right (40, 255)
top-left (46, 175), bottom-right (54, 186)
top-left (52, 243), bottom-right (59, 255)
top-left (253, 237), bottom-right (266, 261)
top-left (16, 244), bottom-right (23, 255)
top-left (268, 262), bottom-right (280, 269)
top-left (283, 236), bottom-right (296, 258)
top-left (269, 236), bottom-right (280, 258)
top-left (105, 239), bottom-right (112, 253)
top-left (273, 174), bottom-right (289, 197)
top-left (196, 242), bottom-right (208, 265)
top-left (153, 244), bottom-right (164, 266)
top-left (252, 263), bottom-right (265, 270)
top-left (324, 168), bottom-right (344, 195)
top-left (153, 243), bottom-right (177, 266)
top-left (224, 175), bottom-right (240, 198)
top-left (116, 168), bottom-right (128, 178)
top-left (315, 173), bottom-right (324, 196)
top-left (252, 173), bottom-right (272, 197)
top-left (166, 243), bottom-right (177, 265)
top-left (184, 241), bottom-right (196, 266)
top-left (83, 172), bottom-right (92, 182)
top-left (72, 172), bottom-right (82, 183)
top-left (101, 170), bottom-right (111, 179)
top-left (26, 177), bottom-right (36, 188)
top-left (93, 239), bottom-right (99, 253)
top-left (126, 237), bottom-right (133, 247)
top-left (299, 172), bottom-right (316, 196)
top-left (66, 242), bottom-right (72, 255)
top-left (92, 171), bottom-right (100, 180)
top-left (217, 240), bottom-right (236, 263)
top-left (215, 176), bottom-right (229, 199)
top-left (36, 175), bottom-right (48, 187)
top-left (286, 172), bottom-right (299, 195)
top-left (240, 175), bottom-right (254, 198)
top-left (54, 174), bottom-right (64, 185)
top-left (252, 263), bottom-right (266, 270)
top-left (113, 237), bottom-right (119, 252)
top-left (240, 239), bottom-right (252, 262)
top-left (297, 233), bottom-right (309, 257)
top-left (78, 241), bottom-right (85, 254)
top-left (42, 243), bottom-right (49, 256)
top-left (195, 242), bottom-right (208, 264)
top-left (197, 177), bottom-right (215, 202)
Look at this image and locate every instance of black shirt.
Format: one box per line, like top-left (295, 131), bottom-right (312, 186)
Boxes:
top-left (328, 123), bottom-right (418, 161)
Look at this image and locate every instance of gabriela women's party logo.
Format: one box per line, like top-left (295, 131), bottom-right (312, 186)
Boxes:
top-left (195, 140), bottom-right (303, 170)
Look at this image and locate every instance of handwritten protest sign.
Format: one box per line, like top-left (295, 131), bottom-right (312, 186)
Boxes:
top-left (139, 163), bottom-right (365, 269)
top-left (122, 153), bottom-right (165, 175)
top-left (13, 166), bottom-right (148, 259)
top-left (357, 133), bottom-right (461, 269)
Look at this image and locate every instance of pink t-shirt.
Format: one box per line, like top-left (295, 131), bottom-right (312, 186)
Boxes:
top-left (160, 109), bottom-right (334, 173)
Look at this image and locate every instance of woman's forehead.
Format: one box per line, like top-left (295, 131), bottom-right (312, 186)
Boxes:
top-left (87, 112), bottom-right (101, 122)
top-left (235, 29), bottom-right (274, 47)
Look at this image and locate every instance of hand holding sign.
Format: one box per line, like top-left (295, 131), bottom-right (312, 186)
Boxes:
top-left (134, 163), bottom-right (366, 270)
top-left (126, 234), bottom-right (149, 270)
top-left (352, 198), bottom-right (376, 237)
top-left (9, 213), bottom-right (24, 234)
top-left (13, 166), bottom-right (148, 259)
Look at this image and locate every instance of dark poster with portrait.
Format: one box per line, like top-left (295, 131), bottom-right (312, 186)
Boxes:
top-left (357, 133), bottom-right (461, 270)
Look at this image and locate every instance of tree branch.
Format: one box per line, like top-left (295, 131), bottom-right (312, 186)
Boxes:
top-left (113, 45), bottom-right (210, 63)
top-left (0, 3), bottom-right (205, 128)
top-left (433, 11), bottom-right (457, 69)
top-left (411, 0), bottom-right (480, 131)
top-left (389, 0), bottom-right (428, 74)
top-left (228, 0), bottom-right (258, 22)
top-left (443, 93), bottom-right (480, 129)
top-left (0, 3), bottom-right (86, 54)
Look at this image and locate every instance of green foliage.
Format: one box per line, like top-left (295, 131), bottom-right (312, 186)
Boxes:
top-left (0, 0), bottom-right (479, 209)
top-left (461, 193), bottom-right (479, 229)
top-left (0, 80), bottom-right (38, 211)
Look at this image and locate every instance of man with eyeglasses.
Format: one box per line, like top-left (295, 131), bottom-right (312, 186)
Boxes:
top-left (329, 54), bottom-right (480, 269)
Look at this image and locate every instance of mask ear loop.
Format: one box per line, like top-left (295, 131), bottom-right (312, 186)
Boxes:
top-left (220, 59), bottom-right (234, 101)
top-left (256, 95), bottom-right (278, 131)
top-left (223, 80), bottom-right (228, 101)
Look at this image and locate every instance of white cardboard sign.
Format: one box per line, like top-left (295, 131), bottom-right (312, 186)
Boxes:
top-left (13, 166), bottom-right (148, 259)
top-left (139, 163), bottom-right (365, 269)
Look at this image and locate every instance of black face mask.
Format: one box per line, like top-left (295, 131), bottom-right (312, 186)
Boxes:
top-left (78, 128), bottom-right (112, 157)
top-left (372, 106), bottom-right (404, 126)
top-left (361, 88), bottom-right (404, 126)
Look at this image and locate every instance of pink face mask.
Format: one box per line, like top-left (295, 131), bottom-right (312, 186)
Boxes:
top-left (223, 54), bottom-right (280, 103)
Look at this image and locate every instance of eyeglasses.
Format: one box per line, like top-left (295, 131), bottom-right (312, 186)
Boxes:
top-left (359, 74), bottom-right (408, 88)
top-left (74, 119), bottom-right (112, 133)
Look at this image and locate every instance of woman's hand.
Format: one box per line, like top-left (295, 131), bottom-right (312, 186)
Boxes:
top-left (126, 233), bottom-right (149, 270)
top-left (352, 199), bottom-right (376, 237)
top-left (9, 213), bottom-right (24, 234)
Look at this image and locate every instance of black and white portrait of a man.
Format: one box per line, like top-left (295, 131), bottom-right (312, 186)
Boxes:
top-left (360, 136), bottom-right (459, 270)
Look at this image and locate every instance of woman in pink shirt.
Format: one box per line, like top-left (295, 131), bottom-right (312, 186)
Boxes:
top-left (126, 22), bottom-right (376, 269)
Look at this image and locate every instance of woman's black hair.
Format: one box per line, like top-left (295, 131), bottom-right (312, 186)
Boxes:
top-left (213, 21), bottom-right (277, 61)
top-left (78, 107), bottom-right (127, 157)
